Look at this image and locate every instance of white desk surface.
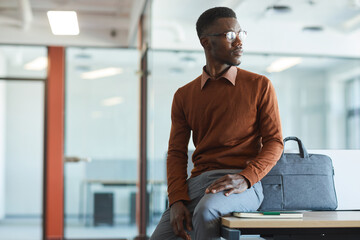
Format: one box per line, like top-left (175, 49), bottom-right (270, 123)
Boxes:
top-left (222, 211), bottom-right (360, 228)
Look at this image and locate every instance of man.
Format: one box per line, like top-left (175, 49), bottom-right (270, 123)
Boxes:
top-left (151, 6), bottom-right (283, 240)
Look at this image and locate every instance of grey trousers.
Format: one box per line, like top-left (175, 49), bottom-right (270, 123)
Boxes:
top-left (150, 169), bottom-right (264, 240)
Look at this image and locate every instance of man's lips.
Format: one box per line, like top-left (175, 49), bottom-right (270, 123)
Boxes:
top-left (233, 48), bottom-right (243, 56)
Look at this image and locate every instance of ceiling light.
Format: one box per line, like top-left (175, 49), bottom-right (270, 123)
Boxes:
top-left (342, 14), bottom-right (360, 30)
top-left (180, 56), bottom-right (196, 63)
top-left (266, 57), bottom-right (302, 73)
top-left (180, 56), bottom-right (197, 68)
top-left (266, 5), bottom-right (292, 13)
top-left (24, 56), bottom-right (48, 70)
top-left (169, 67), bottom-right (184, 74)
top-left (102, 97), bottom-right (124, 106)
top-left (75, 53), bottom-right (91, 59)
top-left (302, 26), bottom-right (324, 32)
top-left (47, 11), bottom-right (79, 35)
top-left (81, 67), bottom-right (123, 79)
top-left (75, 65), bottom-right (91, 72)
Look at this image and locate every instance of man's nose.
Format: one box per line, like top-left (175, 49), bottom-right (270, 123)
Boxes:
top-left (232, 34), bottom-right (242, 46)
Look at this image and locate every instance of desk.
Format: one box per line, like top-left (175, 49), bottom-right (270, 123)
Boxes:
top-left (80, 179), bottom-right (166, 225)
top-left (221, 211), bottom-right (360, 240)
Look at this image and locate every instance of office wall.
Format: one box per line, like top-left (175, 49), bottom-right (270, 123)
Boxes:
top-left (272, 70), bottom-right (330, 148)
top-left (326, 62), bottom-right (360, 149)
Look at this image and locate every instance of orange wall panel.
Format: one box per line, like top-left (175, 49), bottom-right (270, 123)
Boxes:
top-left (45, 46), bottom-right (65, 240)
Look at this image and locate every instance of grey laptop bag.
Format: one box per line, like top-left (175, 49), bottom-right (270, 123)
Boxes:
top-left (258, 136), bottom-right (338, 211)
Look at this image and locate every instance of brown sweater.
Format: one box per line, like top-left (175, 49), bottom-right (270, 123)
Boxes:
top-left (167, 66), bottom-right (283, 206)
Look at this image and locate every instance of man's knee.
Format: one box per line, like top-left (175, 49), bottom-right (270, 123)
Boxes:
top-left (150, 208), bottom-right (178, 240)
top-left (192, 195), bottom-right (221, 224)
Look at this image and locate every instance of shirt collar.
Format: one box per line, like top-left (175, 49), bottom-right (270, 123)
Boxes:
top-left (201, 66), bottom-right (237, 90)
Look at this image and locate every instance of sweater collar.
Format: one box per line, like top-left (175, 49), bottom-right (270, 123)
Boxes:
top-left (201, 66), bottom-right (237, 90)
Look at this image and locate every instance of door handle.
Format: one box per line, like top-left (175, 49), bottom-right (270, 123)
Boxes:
top-left (64, 156), bottom-right (91, 163)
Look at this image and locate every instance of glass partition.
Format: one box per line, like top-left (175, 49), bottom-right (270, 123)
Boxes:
top-left (146, 50), bottom-right (202, 234)
top-left (0, 46), bottom-right (47, 79)
top-left (64, 47), bottom-right (140, 239)
top-left (0, 45), bottom-right (46, 240)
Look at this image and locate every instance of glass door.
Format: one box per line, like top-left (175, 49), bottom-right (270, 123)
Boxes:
top-left (0, 45), bottom-right (47, 240)
top-left (64, 47), bottom-right (140, 239)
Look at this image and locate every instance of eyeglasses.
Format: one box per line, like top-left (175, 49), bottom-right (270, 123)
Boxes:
top-left (205, 30), bottom-right (247, 43)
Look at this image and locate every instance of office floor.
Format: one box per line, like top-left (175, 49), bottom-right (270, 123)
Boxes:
top-left (0, 218), bottom-right (42, 240)
top-left (0, 217), bottom-right (266, 240)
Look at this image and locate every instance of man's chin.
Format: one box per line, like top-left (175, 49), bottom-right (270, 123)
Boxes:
top-left (226, 56), bottom-right (242, 66)
top-left (227, 60), bottom-right (241, 66)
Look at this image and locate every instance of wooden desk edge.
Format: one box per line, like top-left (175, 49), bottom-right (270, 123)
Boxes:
top-left (222, 212), bottom-right (360, 229)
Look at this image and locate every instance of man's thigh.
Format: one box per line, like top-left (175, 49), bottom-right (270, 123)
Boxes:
top-left (150, 173), bottom-right (206, 240)
top-left (149, 207), bottom-right (183, 240)
top-left (194, 180), bottom-right (264, 216)
top-left (190, 169), bottom-right (264, 212)
top-left (150, 170), bottom-right (264, 239)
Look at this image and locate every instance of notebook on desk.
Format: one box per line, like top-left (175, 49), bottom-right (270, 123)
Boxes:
top-left (233, 211), bottom-right (304, 219)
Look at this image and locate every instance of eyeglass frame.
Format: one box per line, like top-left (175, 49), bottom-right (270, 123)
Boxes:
top-left (204, 30), bottom-right (247, 43)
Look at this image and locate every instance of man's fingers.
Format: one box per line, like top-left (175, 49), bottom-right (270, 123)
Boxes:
top-left (207, 183), bottom-right (225, 193)
top-left (171, 215), bottom-right (183, 236)
top-left (206, 174), bottom-right (248, 195)
top-left (176, 224), bottom-right (190, 240)
top-left (179, 231), bottom-right (191, 240)
top-left (208, 182), bottom-right (233, 193)
top-left (208, 176), bottom-right (227, 187)
top-left (185, 209), bottom-right (193, 231)
top-left (225, 188), bottom-right (235, 196)
top-left (172, 217), bottom-right (191, 240)
top-left (211, 185), bottom-right (227, 193)
top-left (176, 219), bottom-right (185, 235)
top-left (169, 201), bottom-right (192, 239)
top-left (171, 221), bottom-right (179, 235)
top-left (176, 221), bottom-right (190, 240)
top-left (206, 177), bottom-right (227, 193)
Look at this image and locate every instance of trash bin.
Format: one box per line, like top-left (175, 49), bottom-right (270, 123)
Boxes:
top-left (93, 192), bottom-right (114, 226)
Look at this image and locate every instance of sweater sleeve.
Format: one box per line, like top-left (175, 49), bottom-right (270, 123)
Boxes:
top-left (239, 76), bottom-right (284, 186)
top-left (167, 89), bottom-right (192, 206)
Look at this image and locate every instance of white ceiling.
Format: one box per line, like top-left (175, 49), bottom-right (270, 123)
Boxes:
top-left (0, 0), bottom-right (146, 47)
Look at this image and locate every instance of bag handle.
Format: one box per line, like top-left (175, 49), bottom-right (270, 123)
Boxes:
top-left (283, 136), bottom-right (309, 158)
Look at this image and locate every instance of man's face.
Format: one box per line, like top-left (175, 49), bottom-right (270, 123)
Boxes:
top-left (202, 18), bottom-right (243, 66)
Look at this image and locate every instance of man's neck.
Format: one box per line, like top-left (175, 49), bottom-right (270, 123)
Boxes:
top-left (205, 63), bottom-right (231, 79)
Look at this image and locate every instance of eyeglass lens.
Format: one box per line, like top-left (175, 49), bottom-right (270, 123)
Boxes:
top-left (226, 31), bottom-right (246, 42)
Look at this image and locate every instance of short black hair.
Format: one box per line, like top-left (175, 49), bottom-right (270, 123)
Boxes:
top-left (196, 7), bottom-right (237, 38)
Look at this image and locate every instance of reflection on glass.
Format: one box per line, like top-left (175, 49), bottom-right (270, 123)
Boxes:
top-left (0, 46), bottom-right (47, 79)
top-left (64, 48), bottom-right (139, 239)
top-left (346, 78), bottom-right (360, 148)
top-left (146, 50), bottom-right (360, 235)
top-left (0, 80), bottom-right (44, 240)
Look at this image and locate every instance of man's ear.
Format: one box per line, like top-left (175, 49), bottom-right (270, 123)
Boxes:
top-left (200, 37), bottom-right (211, 50)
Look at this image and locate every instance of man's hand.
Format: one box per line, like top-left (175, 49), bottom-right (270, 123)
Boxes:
top-left (205, 174), bottom-right (249, 196)
top-left (170, 201), bottom-right (192, 240)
